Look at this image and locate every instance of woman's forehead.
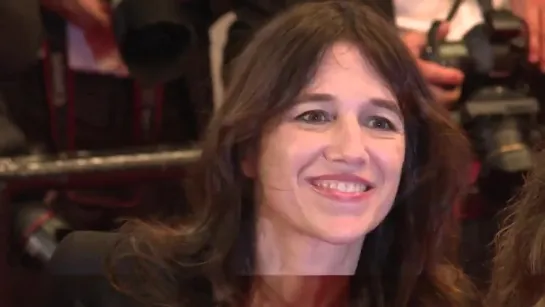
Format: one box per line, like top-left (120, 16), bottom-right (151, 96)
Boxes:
top-left (305, 42), bottom-right (396, 103)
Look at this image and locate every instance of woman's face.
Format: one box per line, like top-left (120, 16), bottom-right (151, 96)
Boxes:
top-left (244, 42), bottom-right (406, 244)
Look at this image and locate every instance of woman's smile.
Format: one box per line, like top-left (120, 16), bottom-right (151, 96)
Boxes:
top-left (306, 174), bottom-right (374, 203)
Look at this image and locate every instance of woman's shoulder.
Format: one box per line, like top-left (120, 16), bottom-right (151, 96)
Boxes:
top-left (48, 231), bottom-right (122, 274)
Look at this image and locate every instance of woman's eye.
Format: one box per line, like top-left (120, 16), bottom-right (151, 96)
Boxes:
top-left (367, 116), bottom-right (396, 131)
top-left (295, 110), bottom-right (332, 124)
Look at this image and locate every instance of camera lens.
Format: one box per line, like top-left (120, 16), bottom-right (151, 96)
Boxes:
top-left (111, 0), bottom-right (195, 84)
top-left (481, 117), bottom-right (533, 173)
top-left (121, 23), bottom-right (191, 66)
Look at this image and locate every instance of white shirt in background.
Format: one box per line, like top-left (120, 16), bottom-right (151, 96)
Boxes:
top-left (394, 0), bottom-right (509, 41)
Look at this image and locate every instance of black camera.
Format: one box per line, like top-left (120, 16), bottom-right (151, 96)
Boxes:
top-left (110, 0), bottom-right (196, 84)
top-left (422, 7), bottom-right (541, 175)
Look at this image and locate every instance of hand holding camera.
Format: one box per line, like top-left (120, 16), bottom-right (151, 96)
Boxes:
top-left (401, 22), bottom-right (465, 105)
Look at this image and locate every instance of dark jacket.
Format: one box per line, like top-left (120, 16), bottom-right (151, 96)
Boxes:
top-left (47, 231), bottom-right (217, 307)
top-left (46, 231), bottom-right (143, 307)
top-left (0, 0), bottom-right (42, 78)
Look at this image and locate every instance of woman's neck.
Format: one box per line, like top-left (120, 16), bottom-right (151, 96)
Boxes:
top-left (250, 276), bottom-right (350, 307)
top-left (254, 213), bottom-right (364, 276)
top-left (250, 208), bottom-right (364, 306)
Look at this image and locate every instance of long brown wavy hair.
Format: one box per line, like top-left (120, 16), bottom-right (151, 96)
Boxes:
top-left (106, 1), bottom-right (477, 306)
top-left (487, 148), bottom-right (545, 307)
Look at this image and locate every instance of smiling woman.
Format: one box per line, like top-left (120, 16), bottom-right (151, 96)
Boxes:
top-left (249, 43), bottom-right (406, 269)
top-left (48, 1), bottom-right (478, 307)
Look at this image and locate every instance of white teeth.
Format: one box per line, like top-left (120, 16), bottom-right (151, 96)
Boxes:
top-left (314, 180), bottom-right (367, 192)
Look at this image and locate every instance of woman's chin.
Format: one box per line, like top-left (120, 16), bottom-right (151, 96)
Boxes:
top-left (302, 214), bottom-right (378, 244)
top-left (310, 223), bottom-right (370, 245)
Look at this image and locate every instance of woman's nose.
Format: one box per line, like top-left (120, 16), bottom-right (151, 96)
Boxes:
top-left (325, 116), bottom-right (368, 165)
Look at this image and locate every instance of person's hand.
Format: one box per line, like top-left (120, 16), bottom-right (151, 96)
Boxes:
top-left (41, 0), bottom-right (128, 75)
top-left (41, 0), bottom-right (110, 30)
top-left (401, 23), bottom-right (465, 106)
top-left (511, 0), bottom-right (545, 71)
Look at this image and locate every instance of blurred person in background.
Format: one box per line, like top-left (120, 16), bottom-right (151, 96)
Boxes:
top-left (212, 0), bottom-right (544, 106)
top-left (396, 0), bottom-right (545, 105)
top-left (396, 0), bottom-right (545, 291)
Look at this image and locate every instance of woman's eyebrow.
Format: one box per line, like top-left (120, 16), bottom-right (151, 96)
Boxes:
top-left (296, 93), bottom-right (335, 103)
top-left (297, 93), bottom-right (401, 118)
top-left (368, 98), bottom-right (402, 119)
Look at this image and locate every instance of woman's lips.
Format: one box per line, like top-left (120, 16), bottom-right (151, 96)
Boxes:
top-left (306, 174), bottom-right (374, 202)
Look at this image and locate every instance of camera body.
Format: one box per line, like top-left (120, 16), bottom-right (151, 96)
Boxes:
top-left (422, 9), bottom-right (541, 174)
top-left (110, 0), bottom-right (196, 84)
